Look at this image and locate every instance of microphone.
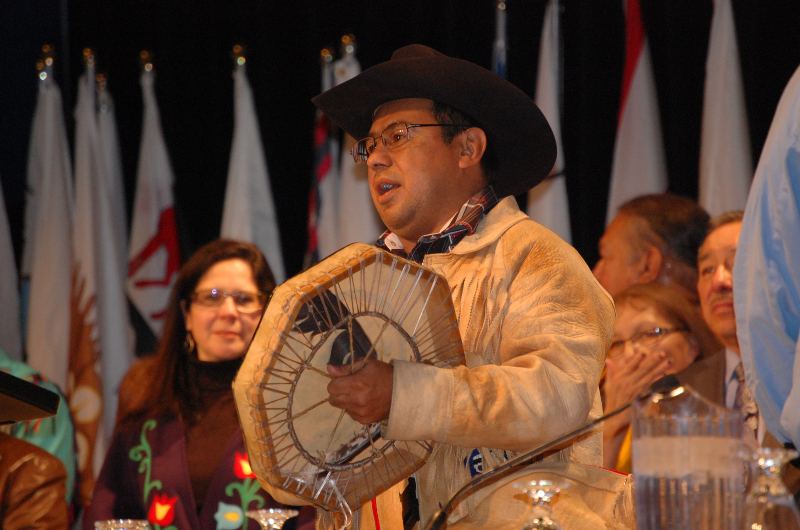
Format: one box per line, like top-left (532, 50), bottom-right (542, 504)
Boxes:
top-left (423, 375), bottom-right (681, 530)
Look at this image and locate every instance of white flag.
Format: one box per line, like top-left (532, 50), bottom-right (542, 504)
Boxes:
top-left (24, 74), bottom-right (74, 391)
top-left (529, 0), bottom-right (572, 244)
top-left (698, 0), bottom-right (752, 216)
top-left (606, 0), bottom-right (668, 224)
top-left (98, 87), bottom-right (129, 279)
top-left (0, 179), bottom-right (22, 361)
top-left (128, 70), bottom-right (181, 338)
top-left (221, 65), bottom-right (286, 283)
top-left (74, 70), bottom-right (139, 501)
top-left (93, 85), bottom-right (135, 440)
top-left (334, 53), bottom-right (384, 249)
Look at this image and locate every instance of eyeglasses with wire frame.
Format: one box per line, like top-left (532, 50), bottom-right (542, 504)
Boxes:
top-left (351, 122), bottom-right (470, 163)
top-left (190, 289), bottom-right (267, 312)
top-left (608, 327), bottom-right (688, 358)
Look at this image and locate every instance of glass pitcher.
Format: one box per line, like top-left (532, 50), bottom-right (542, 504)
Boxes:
top-left (632, 382), bottom-right (745, 530)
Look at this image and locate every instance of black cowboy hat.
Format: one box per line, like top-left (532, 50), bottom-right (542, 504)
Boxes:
top-left (312, 44), bottom-right (557, 197)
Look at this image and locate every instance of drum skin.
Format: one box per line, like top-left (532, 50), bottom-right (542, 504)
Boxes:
top-left (233, 243), bottom-right (464, 517)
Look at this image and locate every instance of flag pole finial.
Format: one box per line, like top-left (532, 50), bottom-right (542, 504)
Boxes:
top-left (36, 44), bottom-right (55, 82)
top-left (341, 34), bottom-right (356, 56)
top-left (232, 44), bottom-right (246, 67)
top-left (96, 73), bottom-right (107, 92)
top-left (139, 50), bottom-right (153, 72)
top-left (83, 48), bottom-right (96, 94)
top-left (83, 48), bottom-right (95, 70)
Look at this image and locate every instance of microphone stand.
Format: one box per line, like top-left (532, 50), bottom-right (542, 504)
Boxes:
top-left (423, 376), bottom-right (681, 530)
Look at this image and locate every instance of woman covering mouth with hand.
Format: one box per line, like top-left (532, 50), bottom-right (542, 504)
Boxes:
top-left (602, 282), bottom-right (720, 472)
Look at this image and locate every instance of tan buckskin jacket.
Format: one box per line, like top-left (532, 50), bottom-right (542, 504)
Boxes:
top-left (320, 197), bottom-right (614, 530)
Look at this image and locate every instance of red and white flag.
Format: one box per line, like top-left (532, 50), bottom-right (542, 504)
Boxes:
top-left (528, 0), bottom-right (572, 244)
top-left (128, 69), bottom-right (181, 338)
top-left (333, 52), bottom-right (384, 249)
top-left (0, 179), bottom-right (22, 361)
top-left (221, 64), bottom-right (286, 283)
top-left (606, 0), bottom-right (667, 224)
top-left (23, 71), bottom-right (74, 392)
top-left (699, 0), bottom-right (752, 216)
top-left (305, 57), bottom-right (339, 265)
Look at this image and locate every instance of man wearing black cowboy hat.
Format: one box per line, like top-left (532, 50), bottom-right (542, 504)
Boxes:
top-left (287, 45), bottom-right (613, 530)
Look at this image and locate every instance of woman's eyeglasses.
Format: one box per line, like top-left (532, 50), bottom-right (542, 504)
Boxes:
top-left (608, 327), bottom-right (688, 357)
top-left (190, 289), bottom-right (266, 312)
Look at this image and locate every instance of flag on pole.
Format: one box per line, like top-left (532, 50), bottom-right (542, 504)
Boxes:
top-left (220, 62), bottom-right (286, 283)
top-left (83, 78), bottom-right (134, 459)
top-left (528, 0), bottom-right (572, 244)
top-left (21, 61), bottom-right (57, 349)
top-left (71, 65), bottom-right (122, 504)
top-left (305, 51), bottom-right (339, 265)
top-left (24, 67), bottom-right (74, 394)
top-left (97, 82), bottom-right (129, 280)
top-left (0, 179), bottom-right (22, 361)
top-left (333, 47), bottom-right (384, 250)
top-left (492, 0), bottom-right (507, 79)
top-left (698, 0), bottom-right (752, 216)
top-left (23, 62), bottom-right (79, 502)
top-left (305, 49), bottom-right (340, 267)
top-left (606, 0), bottom-right (667, 224)
top-left (128, 68), bottom-right (181, 339)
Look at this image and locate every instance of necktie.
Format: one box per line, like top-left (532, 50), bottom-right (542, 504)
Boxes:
top-left (734, 363), bottom-right (759, 441)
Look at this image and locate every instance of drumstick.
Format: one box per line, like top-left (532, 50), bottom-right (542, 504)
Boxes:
top-left (346, 317), bottom-right (394, 374)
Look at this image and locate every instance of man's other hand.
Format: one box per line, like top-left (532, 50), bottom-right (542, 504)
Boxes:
top-left (327, 358), bottom-right (393, 424)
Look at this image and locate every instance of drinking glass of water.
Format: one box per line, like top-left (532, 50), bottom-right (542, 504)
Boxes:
top-left (94, 521), bottom-right (151, 530)
top-left (742, 447), bottom-right (800, 530)
top-left (245, 508), bottom-right (299, 530)
top-left (513, 479), bottom-right (567, 530)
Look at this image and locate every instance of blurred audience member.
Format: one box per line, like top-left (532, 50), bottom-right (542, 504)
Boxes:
top-left (594, 193), bottom-right (710, 304)
top-left (0, 346), bottom-right (76, 503)
top-left (734, 63), bottom-right (800, 453)
top-left (603, 283), bottom-right (720, 471)
top-left (0, 433), bottom-right (69, 529)
top-left (85, 240), bottom-right (314, 530)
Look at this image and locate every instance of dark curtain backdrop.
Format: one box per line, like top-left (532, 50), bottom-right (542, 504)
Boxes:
top-left (2, 0), bottom-right (800, 278)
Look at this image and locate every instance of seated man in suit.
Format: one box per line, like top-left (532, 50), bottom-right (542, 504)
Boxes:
top-left (676, 211), bottom-right (800, 496)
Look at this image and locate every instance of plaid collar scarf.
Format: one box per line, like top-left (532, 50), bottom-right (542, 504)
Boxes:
top-left (376, 186), bottom-right (499, 263)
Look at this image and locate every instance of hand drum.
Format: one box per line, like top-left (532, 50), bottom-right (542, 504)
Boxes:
top-left (233, 243), bottom-right (464, 518)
